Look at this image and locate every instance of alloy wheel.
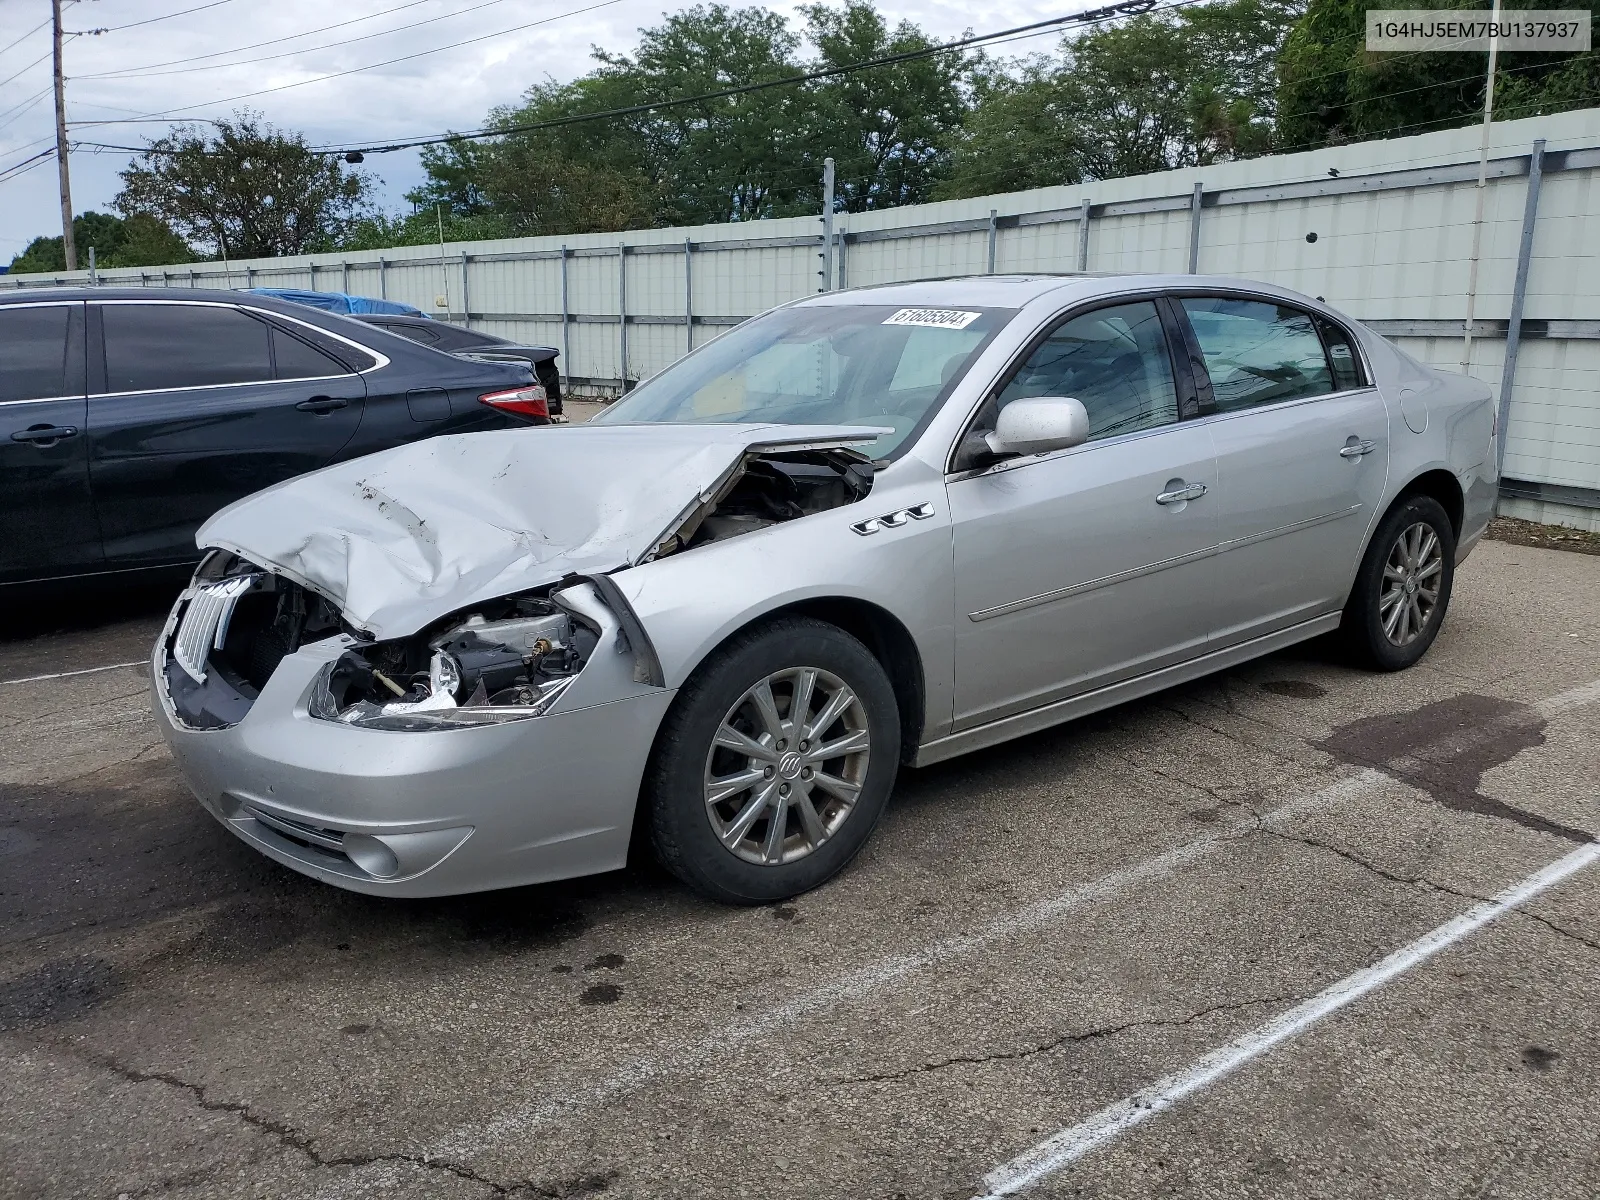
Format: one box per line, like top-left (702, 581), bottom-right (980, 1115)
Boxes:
top-left (703, 667), bottom-right (870, 865)
top-left (1379, 520), bottom-right (1444, 646)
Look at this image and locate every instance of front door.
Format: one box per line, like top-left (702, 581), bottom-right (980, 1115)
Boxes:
top-left (948, 299), bottom-right (1220, 730)
top-left (1176, 296), bottom-right (1391, 646)
top-left (0, 301), bottom-right (101, 584)
top-left (88, 300), bottom-right (365, 569)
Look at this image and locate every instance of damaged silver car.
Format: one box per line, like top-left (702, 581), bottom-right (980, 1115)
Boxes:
top-left (152, 275), bottom-right (1497, 903)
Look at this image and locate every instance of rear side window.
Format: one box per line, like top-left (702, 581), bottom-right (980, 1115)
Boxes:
top-left (385, 321), bottom-right (440, 345)
top-left (1181, 297), bottom-right (1333, 412)
top-left (271, 327), bottom-right (347, 379)
top-left (101, 303), bottom-right (272, 393)
top-left (0, 305), bottom-right (78, 402)
top-left (1315, 316), bottom-right (1366, 391)
top-left (995, 300), bottom-right (1179, 441)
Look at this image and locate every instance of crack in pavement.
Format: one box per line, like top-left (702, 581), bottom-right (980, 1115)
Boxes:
top-left (52, 1044), bottom-right (613, 1199)
top-left (1262, 829), bottom-right (1600, 956)
top-left (827, 994), bottom-right (1300, 1087)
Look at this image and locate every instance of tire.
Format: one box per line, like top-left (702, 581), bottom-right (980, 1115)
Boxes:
top-left (1341, 493), bottom-right (1456, 671)
top-left (646, 617), bottom-right (901, 904)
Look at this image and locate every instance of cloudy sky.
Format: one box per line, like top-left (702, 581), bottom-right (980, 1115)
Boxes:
top-left (0, 0), bottom-right (1079, 257)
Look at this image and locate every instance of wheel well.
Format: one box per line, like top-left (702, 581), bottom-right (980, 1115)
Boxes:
top-left (758, 597), bottom-right (927, 763)
top-left (1395, 469), bottom-right (1464, 539)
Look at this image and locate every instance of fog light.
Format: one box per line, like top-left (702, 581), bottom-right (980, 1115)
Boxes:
top-left (343, 833), bottom-right (400, 878)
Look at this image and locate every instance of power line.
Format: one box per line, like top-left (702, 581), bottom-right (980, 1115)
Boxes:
top-left (76, 0), bottom-right (243, 33)
top-left (0, 86), bottom-right (52, 133)
top-left (0, 16), bottom-right (50, 58)
top-left (0, 46), bottom-right (55, 90)
top-left (77, 0), bottom-right (445, 78)
top-left (83, 0), bottom-right (520, 80)
top-left (80, 0), bottom-right (631, 123)
top-left (320, 0), bottom-right (1181, 156)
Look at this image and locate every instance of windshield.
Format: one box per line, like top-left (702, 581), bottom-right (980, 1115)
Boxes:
top-left (595, 303), bottom-right (1014, 458)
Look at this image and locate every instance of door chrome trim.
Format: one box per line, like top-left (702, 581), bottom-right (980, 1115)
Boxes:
top-left (965, 504), bottom-right (1362, 622)
top-left (968, 541), bottom-right (1223, 622)
top-left (917, 612), bottom-right (1343, 766)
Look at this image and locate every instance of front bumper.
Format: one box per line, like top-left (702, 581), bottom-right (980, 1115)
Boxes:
top-left (151, 597), bottom-right (676, 898)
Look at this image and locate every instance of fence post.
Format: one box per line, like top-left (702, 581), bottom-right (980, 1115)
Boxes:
top-left (836, 228), bottom-right (846, 289)
top-left (341, 259), bottom-right (349, 294)
top-left (245, 265), bottom-right (254, 289)
top-left (1496, 138), bottom-right (1546, 486)
top-left (461, 252), bottom-right (471, 328)
top-left (618, 243), bottom-right (628, 392)
top-left (820, 156), bottom-right (835, 292)
top-left (987, 209), bottom-right (998, 273)
top-left (684, 238), bottom-right (693, 355)
top-left (376, 258), bottom-right (385, 299)
top-left (560, 245), bottom-right (570, 375)
top-left (1188, 182), bottom-right (1203, 274)
top-left (1077, 198), bottom-right (1091, 272)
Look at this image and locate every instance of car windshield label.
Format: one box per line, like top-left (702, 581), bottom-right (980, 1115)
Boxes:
top-left (882, 308), bottom-right (981, 330)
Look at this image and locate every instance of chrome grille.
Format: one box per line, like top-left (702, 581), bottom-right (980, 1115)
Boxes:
top-left (172, 576), bottom-right (254, 684)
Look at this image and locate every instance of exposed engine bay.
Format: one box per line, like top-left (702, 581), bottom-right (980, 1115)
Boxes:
top-left (162, 553), bottom-right (600, 732)
top-left (652, 448), bottom-right (874, 559)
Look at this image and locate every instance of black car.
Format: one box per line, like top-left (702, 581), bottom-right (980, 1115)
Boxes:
top-left (350, 314), bottom-right (564, 415)
top-left (0, 287), bottom-right (549, 587)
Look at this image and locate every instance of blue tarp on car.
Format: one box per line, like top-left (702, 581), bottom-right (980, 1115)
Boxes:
top-left (249, 288), bottom-right (426, 316)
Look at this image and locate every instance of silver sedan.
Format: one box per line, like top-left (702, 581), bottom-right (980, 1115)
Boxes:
top-left (151, 274), bottom-right (1496, 904)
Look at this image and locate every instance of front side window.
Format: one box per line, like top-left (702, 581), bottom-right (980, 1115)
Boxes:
top-left (1181, 296), bottom-right (1333, 412)
top-left (990, 300), bottom-right (1179, 441)
top-left (101, 304), bottom-right (272, 393)
top-left (596, 303), bottom-right (1013, 459)
top-left (0, 305), bottom-right (75, 402)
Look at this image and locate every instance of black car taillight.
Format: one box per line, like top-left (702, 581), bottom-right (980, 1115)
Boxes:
top-left (479, 385), bottom-right (549, 420)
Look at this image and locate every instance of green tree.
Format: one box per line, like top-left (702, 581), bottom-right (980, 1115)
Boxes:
top-left (1277, 0), bottom-right (1600, 150)
top-left (115, 111), bottom-right (373, 259)
top-left (7, 210), bottom-right (192, 273)
top-left (941, 0), bottom-right (1299, 198)
top-left (802, 1), bottom-right (969, 211)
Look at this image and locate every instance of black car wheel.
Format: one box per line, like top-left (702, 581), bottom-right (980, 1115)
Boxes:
top-left (645, 617), bottom-right (900, 904)
top-left (1342, 493), bottom-right (1456, 671)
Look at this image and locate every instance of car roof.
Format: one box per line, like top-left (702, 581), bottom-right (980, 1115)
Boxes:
top-left (0, 285), bottom-right (335, 319)
top-left (796, 272), bottom-right (1339, 317)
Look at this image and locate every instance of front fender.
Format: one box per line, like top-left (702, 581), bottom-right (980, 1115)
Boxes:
top-left (610, 466), bottom-right (957, 744)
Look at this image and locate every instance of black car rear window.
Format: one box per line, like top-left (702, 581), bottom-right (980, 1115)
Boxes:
top-left (101, 303), bottom-right (273, 392)
top-left (0, 305), bottom-right (75, 402)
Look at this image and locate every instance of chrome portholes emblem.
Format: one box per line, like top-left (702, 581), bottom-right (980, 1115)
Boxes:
top-left (852, 501), bottom-right (935, 536)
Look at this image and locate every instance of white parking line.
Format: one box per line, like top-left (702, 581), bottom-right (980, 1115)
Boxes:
top-left (359, 674), bottom-right (1600, 1186)
top-left (0, 660), bottom-right (148, 687)
top-left (974, 840), bottom-right (1600, 1198)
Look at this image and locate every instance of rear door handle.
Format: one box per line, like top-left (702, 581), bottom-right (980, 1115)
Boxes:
top-left (295, 396), bottom-right (348, 414)
top-left (1340, 439), bottom-right (1378, 458)
top-left (10, 424), bottom-right (79, 444)
top-left (1156, 482), bottom-right (1207, 505)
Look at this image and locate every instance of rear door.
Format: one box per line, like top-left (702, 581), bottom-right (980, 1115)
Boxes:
top-left (88, 300), bottom-right (366, 569)
top-left (1177, 294), bottom-right (1390, 646)
top-left (0, 301), bottom-right (100, 583)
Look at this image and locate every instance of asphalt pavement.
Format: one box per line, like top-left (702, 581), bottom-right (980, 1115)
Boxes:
top-left (2, 536), bottom-right (1597, 1200)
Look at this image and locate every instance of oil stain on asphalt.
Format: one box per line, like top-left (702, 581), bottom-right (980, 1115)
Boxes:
top-left (1317, 693), bottom-right (1594, 843)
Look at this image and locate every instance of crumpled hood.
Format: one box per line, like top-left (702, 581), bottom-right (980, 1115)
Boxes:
top-left (197, 422), bottom-right (878, 640)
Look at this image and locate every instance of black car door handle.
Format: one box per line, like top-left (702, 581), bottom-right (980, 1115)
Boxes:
top-left (295, 396), bottom-right (348, 414)
top-left (11, 424), bottom-right (79, 444)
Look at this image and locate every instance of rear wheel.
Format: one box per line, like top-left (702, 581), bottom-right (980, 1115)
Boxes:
top-left (1341, 494), bottom-right (1456, 671)
top-left (646, 617), bottom-right (900, 904)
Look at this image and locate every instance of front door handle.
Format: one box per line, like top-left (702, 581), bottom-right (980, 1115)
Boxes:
top-left (1156, 482), bottom-right (1208, 505)
top-left (1340, 439), bottom-right (1378, 458)
top-left (10, 424), bottom-right (79, 444)
top-left (295, 396), bottom-right (348, 414)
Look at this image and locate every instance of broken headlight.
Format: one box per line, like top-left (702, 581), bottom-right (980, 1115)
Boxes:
top-left (308, 600), bottom-right (596, 732)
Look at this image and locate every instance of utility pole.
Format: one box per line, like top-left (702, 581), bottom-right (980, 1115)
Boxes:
top-left (1461, 0), bottom-right (1503, 375)
top-left (52, 0), bottom-right (76, 271)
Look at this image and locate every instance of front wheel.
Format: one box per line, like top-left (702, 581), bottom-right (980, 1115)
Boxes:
top-left (1341, 494), bottom-right (1456, 671)
top-left (645, 617), bottom-right (901, 904)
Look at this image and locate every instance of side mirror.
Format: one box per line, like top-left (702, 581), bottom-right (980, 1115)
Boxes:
top-left (985, 396), bottom-right (1090, 457)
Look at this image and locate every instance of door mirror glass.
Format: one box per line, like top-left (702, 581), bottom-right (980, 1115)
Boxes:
top-left (986, 396), bottom-right (1090, 456)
